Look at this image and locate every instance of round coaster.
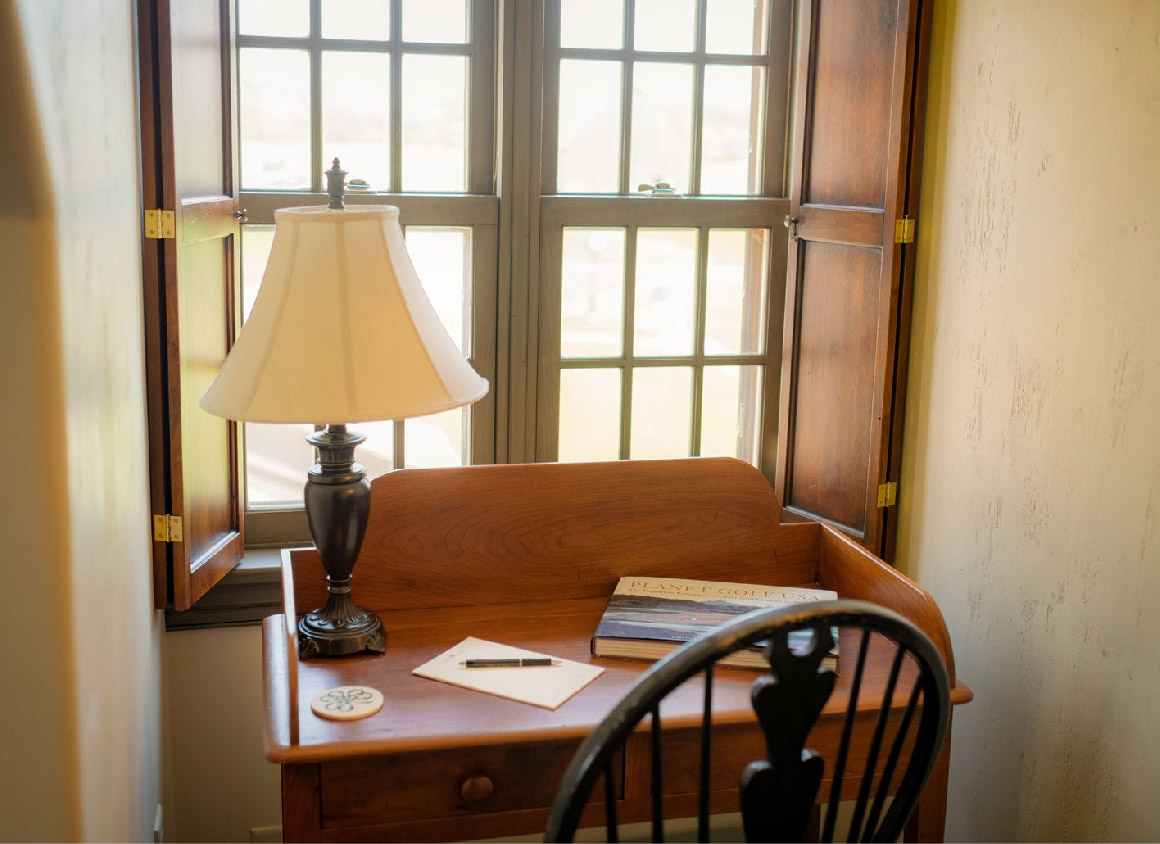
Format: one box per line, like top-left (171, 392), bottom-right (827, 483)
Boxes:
top-left (310, 685), bottom-right (384, 721)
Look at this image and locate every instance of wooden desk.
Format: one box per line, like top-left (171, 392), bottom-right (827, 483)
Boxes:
top-left (263, 458), bottom-right (971, 843)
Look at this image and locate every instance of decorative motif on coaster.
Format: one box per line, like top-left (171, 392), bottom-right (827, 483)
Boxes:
top-left (310, 685), bottom-right (384, 721)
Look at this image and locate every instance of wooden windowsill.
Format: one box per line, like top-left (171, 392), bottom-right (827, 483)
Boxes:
top-left (164, 548), bottom-right (283, 631)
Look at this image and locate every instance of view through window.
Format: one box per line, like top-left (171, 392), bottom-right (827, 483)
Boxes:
top-left (236, 0), bottom-right (789, 523)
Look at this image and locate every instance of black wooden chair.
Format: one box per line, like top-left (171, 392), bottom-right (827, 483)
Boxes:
top-left (544, 600), bottom-right (951, 843)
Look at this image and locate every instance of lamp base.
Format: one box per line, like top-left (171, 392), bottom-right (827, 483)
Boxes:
top-left (299, 423), bottom-right (386, 659)
top-left (298, 589), bottom-right (387, 659)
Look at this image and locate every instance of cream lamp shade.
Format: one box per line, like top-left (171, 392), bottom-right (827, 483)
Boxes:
top-left (200, 204), bottom-right (488, 423)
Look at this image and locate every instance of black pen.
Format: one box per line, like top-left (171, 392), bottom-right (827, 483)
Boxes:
top-left (460, 658), bottom-right (562, 668)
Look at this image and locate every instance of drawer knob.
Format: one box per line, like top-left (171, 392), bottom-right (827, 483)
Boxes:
top-left (461, 774), bottom-right (495, 803)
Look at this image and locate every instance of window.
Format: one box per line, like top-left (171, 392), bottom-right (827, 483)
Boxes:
top-left (538, 0), bottom-right (788, 463)
top-left (236, 0), bottom-right (791, 546)
top-left (142, 0), bottom-right (930, 610)
top-left (235, 0), bottom-right (499, 545)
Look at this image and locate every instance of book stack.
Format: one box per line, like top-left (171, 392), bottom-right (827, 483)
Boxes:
top-left (591, 576), bottom-right (839, 670)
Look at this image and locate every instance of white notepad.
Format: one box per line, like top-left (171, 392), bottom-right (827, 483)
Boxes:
top-left (413, 636), bottom-right (604, 710)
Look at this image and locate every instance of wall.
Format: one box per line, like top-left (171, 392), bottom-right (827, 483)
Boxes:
top-left (898, 0), bottom-right (1160, 840)
top-left (0, 0), bottom-right (164, 840)
top-left (166, 625), bottom-right (283, 842)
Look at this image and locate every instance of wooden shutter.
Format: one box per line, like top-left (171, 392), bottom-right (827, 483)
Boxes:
top-left (775, 0), bottom-right (931, 559)
top-left (140, 0), bottom-right (244, 609)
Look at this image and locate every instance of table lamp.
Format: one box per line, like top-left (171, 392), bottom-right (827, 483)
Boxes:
top-left (201, 159), bottom-right (488, 658)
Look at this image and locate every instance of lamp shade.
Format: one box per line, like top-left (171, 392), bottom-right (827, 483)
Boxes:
top-left (200, 205), bottom-right (488, 423)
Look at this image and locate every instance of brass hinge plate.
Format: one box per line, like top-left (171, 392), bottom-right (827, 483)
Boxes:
top-left (153, 514), bottom-right (183, 542)
top-left (877, 482), bottom-right (898, 508)
top-left (144, 209), bottom-right (176, 239)
top-left (894, 217), bottom-right (915, 244)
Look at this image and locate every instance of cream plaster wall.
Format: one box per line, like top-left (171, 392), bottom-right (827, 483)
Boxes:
top-left (165, 625), bottom-right (282, 842)
top-left (897, 1), bottom-right (1160, 840)
top-left (0, 0), bottom-right (163, 840)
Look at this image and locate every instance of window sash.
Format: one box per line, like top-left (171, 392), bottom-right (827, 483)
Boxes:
top-left (536, 197), bottom-right (787, 468)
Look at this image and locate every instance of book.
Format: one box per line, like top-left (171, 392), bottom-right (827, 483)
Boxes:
top-left (591, 576), bottom-right (839, 670)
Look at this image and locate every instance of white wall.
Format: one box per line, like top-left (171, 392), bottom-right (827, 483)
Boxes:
top-left (165, 625), bottom-right (282, 842)
top-left (0, 0), bottom-right (164, 840)
top-left (898, 0), bottom-right (1160, 840)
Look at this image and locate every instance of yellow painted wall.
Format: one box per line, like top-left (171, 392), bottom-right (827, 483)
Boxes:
top-left (0, 0), bottom-right (163, 839)
top-left (898, 1), bottom-right (1160, 839)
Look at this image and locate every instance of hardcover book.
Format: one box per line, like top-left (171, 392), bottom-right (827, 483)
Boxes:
top-left (591, 576), bottom-right (839, 670)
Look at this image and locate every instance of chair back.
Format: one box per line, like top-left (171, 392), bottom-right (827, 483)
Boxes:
top-left (544, 600), bottom-right (951, 843)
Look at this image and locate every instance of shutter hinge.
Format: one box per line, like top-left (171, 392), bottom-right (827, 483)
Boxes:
top-left (877, 482), bottom-right (898, 508)
top-left (152, 514), bottom-right (183, 542)
top-left (144, 209), bottom-right (176, 239)
top-left (894, 217), bottom-right (915, 244)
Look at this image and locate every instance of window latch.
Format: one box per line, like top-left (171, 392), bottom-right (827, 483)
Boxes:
top-left (784, 215), bottom-right (799, 241)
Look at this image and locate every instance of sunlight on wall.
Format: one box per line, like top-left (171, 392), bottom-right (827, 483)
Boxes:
top-left (897, 1), bottom-right (1160, 840)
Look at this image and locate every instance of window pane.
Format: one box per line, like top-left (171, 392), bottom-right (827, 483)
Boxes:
top-left (706, 0), bottom-right (768, 55)
top-left (633, 0), bottom-right (696, 52)
top-left (402, 54), bottom-right (468, 192)
top-left (244, 422), bottom-right (316, 506)
top-left (240, 49), bottom-right (311, 190)
top-left (559, 369), bottom-right (622, 461)
top-left (630, 62), bottom-right (694, 195)
top-left (323, 52), bottom-right (391, 191)
top-left (404, 226), bottom-right (471, 355)
top-left (355, 420), bottom-right (397, 479)
top-left (700, 64), bottom-right (765, 195)
top-left (705, 229), bottom-right (768, 354)
top-left (634, 228), bottom-right (697, 356)
top-left (631, 367), bottom-right (693, 458)
top-left (561, 0), bottom-right (623, 49)
top-left (561, 228), bottom-right (625, 358)
top-left (405, 408), bottom-right (467, 468)
top-left (240, 227), bottom-right (310, 507)
top-left (402, 0), bottom-right (468, 44)
top-left (239, 0), bottom-right (308, 37)
top-left (241, 225), bottom-right (275, 322)
top-left (701, 365), bottom-right (763, 464)
top-left (558, 60), bottom-right (623, 193)
top-left (322, 0), bottom-right (390, 41)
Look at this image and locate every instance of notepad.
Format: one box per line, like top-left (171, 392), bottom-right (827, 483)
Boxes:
top-left (413, 637), bottom-right (604, 710)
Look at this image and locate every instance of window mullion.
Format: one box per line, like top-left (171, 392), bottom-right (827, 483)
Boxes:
top-left (309, 0), bottom-right (323, 192)
top-left (690, 0), bottom-right (708, 197)
top-left (620, 224), bottom-right (638, 458)
top-left (390, 0), bottom-right (403, 193)
top-left (765, 0), bottom-right (793, 195)
top-left (469, 0), bottom-right (496, 194)
top-left (619, 0), bottom-right (635, 196)
top-left (690, 225), bottom-right (710, 456)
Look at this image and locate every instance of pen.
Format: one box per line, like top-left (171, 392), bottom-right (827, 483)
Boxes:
top-left (460, 658), bottom-right (562, 668)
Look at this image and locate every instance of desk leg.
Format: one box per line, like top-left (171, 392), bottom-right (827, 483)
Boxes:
top-left (282, 763), bottom-right (322, 843)
top-left (905, 729), bottom-right (951, 843)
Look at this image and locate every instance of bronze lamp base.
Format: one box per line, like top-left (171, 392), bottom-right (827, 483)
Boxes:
top-left (298, 423), bottom-right (386, 659)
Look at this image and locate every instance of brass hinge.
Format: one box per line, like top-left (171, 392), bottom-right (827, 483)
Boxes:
top-left (152, 514), bottom-right (183, 543)
top-left (877, 482), bottom-right (898, 508)
top-left (144, 209), bottom-right (176, 239)
top-left (894, 217), bottom-right (915, 244)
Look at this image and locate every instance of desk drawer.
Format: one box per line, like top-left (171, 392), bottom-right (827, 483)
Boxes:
top-left (658, 711), bottom-right (916, 800)
top-left (320, 738), bottom-right (619, 828)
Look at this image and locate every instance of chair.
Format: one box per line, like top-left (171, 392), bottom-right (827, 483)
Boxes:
top-left (544, 600), bottom-right (951, 843)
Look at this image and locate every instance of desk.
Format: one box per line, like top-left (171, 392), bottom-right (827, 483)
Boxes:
top-left (262, 459), bottom-right (971, 842)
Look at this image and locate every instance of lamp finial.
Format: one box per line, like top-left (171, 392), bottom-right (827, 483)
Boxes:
top-left (325, 158), bottom-right (347, 210)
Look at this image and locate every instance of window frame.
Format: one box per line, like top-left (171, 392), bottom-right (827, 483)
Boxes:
top-left (532, 0), bottom-right (793, 474)
top-left (151, 0), bottom-right (934, 622)
top-left (236, 0), bottom-right (500, 547)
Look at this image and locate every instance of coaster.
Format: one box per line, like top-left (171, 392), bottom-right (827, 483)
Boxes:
top-left (310, 685), bottom-right (384, 721)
